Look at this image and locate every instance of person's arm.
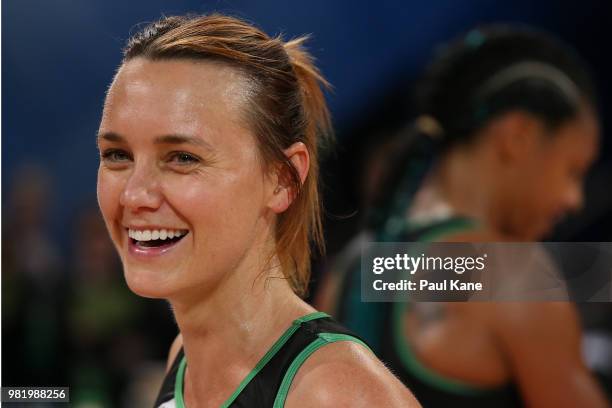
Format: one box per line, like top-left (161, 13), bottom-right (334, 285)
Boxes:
top-left (490, 302), bottom-right (609, 407)
top-left (284, 340), bottom-right (421, 408)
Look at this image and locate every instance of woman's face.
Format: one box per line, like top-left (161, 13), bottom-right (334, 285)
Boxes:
top-left (97, 58), bottom-right (276, 299)
top-left (503, 108), bottom-right (599, 240)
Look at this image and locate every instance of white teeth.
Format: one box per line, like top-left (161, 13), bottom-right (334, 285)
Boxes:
top-left (128, 228), bottom-right (188, 241)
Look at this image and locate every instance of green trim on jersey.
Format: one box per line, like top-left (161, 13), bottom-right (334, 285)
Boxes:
top-left (392, 301), bottom-right (500, 396)
top-left (174, 311), bottom-right (331, 408)
top-left (272, 333), bottom-right (371, 407)
top-left (175, 353), bottom-right (187, 407)
top-left (407, 216), bottom-right (478, 242)
top-left (294, 311), bottom-right (330, 323)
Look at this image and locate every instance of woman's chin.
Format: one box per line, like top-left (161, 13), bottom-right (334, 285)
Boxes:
top-left (123, 266), bottom-right (175, 299)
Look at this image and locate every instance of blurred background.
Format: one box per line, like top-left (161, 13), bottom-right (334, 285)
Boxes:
top-left (2, 0), bottom-right (611, 406)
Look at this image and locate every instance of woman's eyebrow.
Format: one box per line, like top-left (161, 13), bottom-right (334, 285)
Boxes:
top-left (154, 134), bottom-right (215, 151)
top-left (96, 131), bottom-right (125, 148)
top-left (96, 132), bottom-right (214, 151)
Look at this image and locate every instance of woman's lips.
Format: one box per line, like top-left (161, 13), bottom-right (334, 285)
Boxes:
top-left (127, 233), bottom-right (188, 258)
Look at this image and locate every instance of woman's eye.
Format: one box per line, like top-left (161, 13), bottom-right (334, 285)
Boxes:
top-left (101, 149), bottom-right (131, 162)
top-left (169, 152), bottom-right (200, 165)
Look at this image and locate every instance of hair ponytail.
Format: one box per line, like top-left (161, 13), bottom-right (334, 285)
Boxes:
top-left (368, 118), bottom-right (443, 234)
top-left (284, 37), bottom-right (333, 148)
top-left (275, 36), bottom-right (334, 295)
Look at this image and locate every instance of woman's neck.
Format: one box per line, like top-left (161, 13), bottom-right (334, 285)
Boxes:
top-left (409, 147), bottom-right (494, 227)
top-left (169, 246), bottom-right (314, 407)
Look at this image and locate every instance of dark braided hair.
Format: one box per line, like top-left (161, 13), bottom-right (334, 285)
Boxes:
top-left (416, 24), bottom-right (596, 150)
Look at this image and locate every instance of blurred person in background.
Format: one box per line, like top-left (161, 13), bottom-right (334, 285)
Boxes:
top-left (67, 204), bottom-right (177, 407)
top-left (96, 13), bottom-right (419, 407)
top-left (318, 26), bottom-right (610, 407)
top-left (2, 164), bottom-right (67, 387)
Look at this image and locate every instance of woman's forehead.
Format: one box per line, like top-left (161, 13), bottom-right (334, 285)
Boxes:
top-left (107, 59), bottom-right (251, 119)
top-left (101, 58), bottom-right (254, 143)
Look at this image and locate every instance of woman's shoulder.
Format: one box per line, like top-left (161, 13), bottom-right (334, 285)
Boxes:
top-left (283, 339), bottom-right (421, 407)
top-left (163, 323), bottom-right (420, 406)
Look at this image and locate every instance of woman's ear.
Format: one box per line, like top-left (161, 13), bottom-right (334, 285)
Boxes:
top-left (268, 142), bottom-right (310, 214)
top-left (490, 111), bottom-right (544, 164)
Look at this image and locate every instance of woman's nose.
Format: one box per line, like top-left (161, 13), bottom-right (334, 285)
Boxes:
top-left (120, 165), bottom-right (163, 211)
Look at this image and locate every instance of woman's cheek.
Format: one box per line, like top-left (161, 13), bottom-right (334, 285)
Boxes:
top-left (96, 175), bottom-right (125, 255)
top-left (97, 171), bottom-right (119, 225)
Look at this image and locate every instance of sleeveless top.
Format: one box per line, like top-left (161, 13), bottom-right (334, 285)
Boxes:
top-left (335, 217), bottom-right (523, 407)
top-left (153, 312), bottom-right (369, 408)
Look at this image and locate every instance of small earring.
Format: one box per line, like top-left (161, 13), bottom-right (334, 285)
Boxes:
top-left (274, 186), bottom-right (281, 194)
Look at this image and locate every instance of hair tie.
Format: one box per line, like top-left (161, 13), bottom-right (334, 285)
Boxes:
top-left (465, 29), bottom-right (486, 49)
top-left (415, 115), bottom-right (445, 140)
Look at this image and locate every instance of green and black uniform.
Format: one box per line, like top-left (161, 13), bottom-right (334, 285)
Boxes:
top-left (335, 217), bottom-right (523, 407)
top-left (154, 312), bottom-right (369, 408)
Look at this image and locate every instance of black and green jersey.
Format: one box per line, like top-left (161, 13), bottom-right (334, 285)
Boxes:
top-left (154, 312), bottom-right (368, 408)
top-left (336, 216), bottom-right (523, 408)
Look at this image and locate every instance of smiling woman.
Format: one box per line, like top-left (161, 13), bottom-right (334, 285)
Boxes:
top-left (96, 13), bottom-right (419, 408)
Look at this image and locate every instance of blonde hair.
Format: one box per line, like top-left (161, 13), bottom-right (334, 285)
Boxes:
top-left (123, 14), bottom-right (333, 296)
